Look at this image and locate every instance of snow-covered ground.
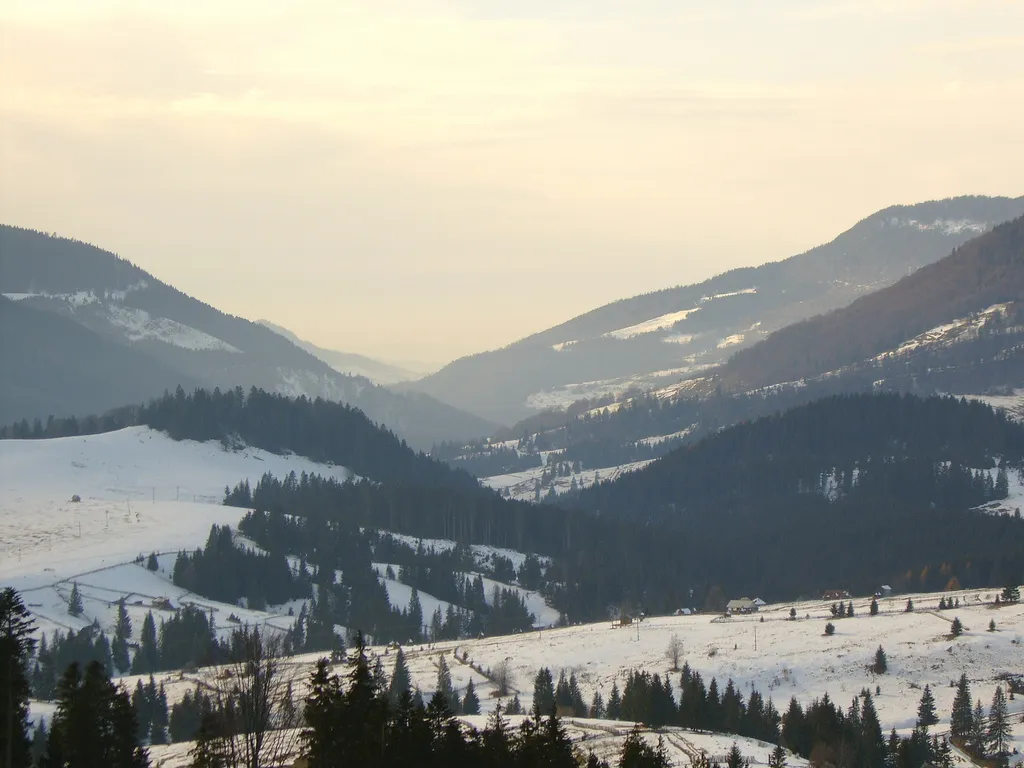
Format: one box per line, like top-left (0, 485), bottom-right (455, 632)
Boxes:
top-left (875, 303), bottom-right (1012, 360)
top-left (482, 460), bottom-right (652, 502)
top-left (0, 428), bottom-right (559, 643)
top-left (62, 587), bottom-right (1024, 767)
top-left (603, 308), bottom-right (702, 340)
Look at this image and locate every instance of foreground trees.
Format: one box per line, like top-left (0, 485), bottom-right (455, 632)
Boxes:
top-left (1, 588), bottom-right (36, 768)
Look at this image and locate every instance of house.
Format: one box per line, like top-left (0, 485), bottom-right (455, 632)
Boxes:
top-left (752, 598), bottom-right (767, 608)
top-left (880, 585), bottom-right (892, 597)
top-left (726, 598), bottom-right (757, 614)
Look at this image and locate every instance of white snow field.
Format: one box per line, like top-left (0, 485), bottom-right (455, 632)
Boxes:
top-left (118, 588), bottom-right (1024, 766)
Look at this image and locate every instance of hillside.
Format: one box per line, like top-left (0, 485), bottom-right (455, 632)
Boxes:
top-left (0, 297), bottom-right (198, 423)
top-left (0, 225), bottom-right (493, 448)
top-left (405, 196), bottom-right (1024, 424)
top-left (721, 213), bottom-right (1024, 390)
top-left (258, 319), bottom-right (423, 384)
top-left (5, 423), bottom-right (1021, 766)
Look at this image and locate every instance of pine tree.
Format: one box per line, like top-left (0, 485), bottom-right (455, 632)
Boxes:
top-left (905, 598), bottom-right (914, 612)
top-left (950, 617), bottom-right (963, 637)
top-left (1002, 584), bottom-right (1020, 603)
top-left (768, 744), bottom-right (787, 767)
top-left (725, 742), bottom-right (748, 768)
top-left (132, 612), bottom-right (159, 675)
top-left (146, 553), bottom-right (159, 572)
top-left (950, 674), bottom-right (974, 740)
top-left (589, 691), bottom-right (605, 719)
top-left (462, 680), bottom-right (481, 715)
top-left (869, 598), bottom-right (879, 616)
top-left (872, 646), bottom-right (888, 674)
top-left (846, 601), bottom-right (854, 617)
top-left (387, 647), bottom-right (412, 707)
top-left (607, 682), bottom-right (623, 720)
top-left (67, 582), bottom-right (84, 617)
top-left (917, 684), bottom-right (938, 729)
top-left (435, 655), bottom-right (459, 715)
top-left (47, 661), bottom-right (149, 767)
top-left (861, 690), bottom-right (885, 766)
top-left (112, 599), bottom-right (132, 673)
top-left (1, 587), bottom-right (37, 768)
top-left (533, 667), bottom-right (556, 717)
top-left (989, 619), bottom-right (996, 632)
top-left (986, 685), bottom-right (1012, 759)
top-left (969, 700), bottom-right (987, 757)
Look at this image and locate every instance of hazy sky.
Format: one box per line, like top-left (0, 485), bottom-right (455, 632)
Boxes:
top-left (2, 1), bottom-right (1023, 367)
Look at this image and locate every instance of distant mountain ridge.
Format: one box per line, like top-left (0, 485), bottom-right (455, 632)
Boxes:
top-left (405, 195), bottom-right (1024, 424)
top-left (257, 320), bottom-right (423, 385)
top-left (0, 225), bottom-right (494, 448)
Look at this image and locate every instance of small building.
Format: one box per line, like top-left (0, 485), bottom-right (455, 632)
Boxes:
top-left (752, 598), bottom-right (767, 608)
top-left (726, 598), bottom-right (757, 614)
top-left (674, 608), bottom-right (693, 616)
top-left (880, 585), bottom-right (892, 597)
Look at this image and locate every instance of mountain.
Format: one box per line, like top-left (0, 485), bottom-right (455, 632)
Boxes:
top-left (257, 319), bottom-right (423, 385)
top-left (719, 213), bottom-right (1024, 392)
top-left (0, 296), bottom-right (199, 424)
top-left (404, 196), bottom-right (1024, 424)
top-left (0, 225), bottom-right (494, 448)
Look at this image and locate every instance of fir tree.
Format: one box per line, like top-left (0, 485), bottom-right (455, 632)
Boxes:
top-left (387, 647), bottom-right (412, 707)
top-left (917, 684), bottom-right (938, 729)
top-left (533, 667), bottom-right (556, 717)
top-left (905, 598), bottom-right (914, 612)
top-left (950, 617), bottom-right (963, 637)
top-left (989, 619), bottom-right (996, 632)
top-left (1002, 584), bottom-right (1020, 603)
top-left (872, 646), bottom-right (888, 674)
top-left (1, 587), bottom-right (37, 768)
top-left (146, 553), bottom-right (159, 572)
top-left (131, 612), bottom-right (159, 675)
top-left (869, 598), bottom-right (879, 616)
top-left (969, 700), bottom-right (987, 757)
top-left (950, 674), bottom-right (974, 740)
top-left (986, 685), bottom-right (1012, 759)
top-left (67, 583), bottom-right (84, 618)
top-left (462, 680), bottom-right (481, 716)
top-left (768, 744), bottom-right (787, 767)
top-left (589, 691), bottom-right (605, 719)
top-left (112, 599), bottom-right (132, 673)
top-left (607, 682), bottom-right (623, 720)
top-left (435, 655), bottom-right (459, 715)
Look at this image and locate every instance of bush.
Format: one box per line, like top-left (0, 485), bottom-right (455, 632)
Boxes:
top-left (824, 622), bottom-right (836, 636)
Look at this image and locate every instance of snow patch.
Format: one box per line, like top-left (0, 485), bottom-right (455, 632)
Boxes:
top-left (602, 308), bottom-right (701, 340)
top-left (716, 334), bottom-right (745, 349)
top-left (105, 305), bottom-right (242, 353)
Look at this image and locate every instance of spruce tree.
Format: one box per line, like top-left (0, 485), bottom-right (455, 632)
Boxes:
top-left (905, 598), bottom-right (914, 612)
top-left (986, 685), bottom-right (1012, 759)
top-left (860, 690), bottom-right (885, 766)
top-left (872, 646), bottom-right (888, 674)
top-left (869, 598), bottom-right (879, 616)
top-left (112, 599), bottom-right (132, 673)
top-left (1, 587), bottom-right (36, 768)
top-left (146, 553), bottom-right (159, 572)
top-left (916, 684), bottom-right (938, 729)
top-left (47, 661), bottom-right (149, 767)
top-left (768, 744), bottom-right (787, 767)
top-left (1002, 584), bottom-right (1020, 603)
top-left (969, 700), bottom-right (987, 757)
top-left (462, 680), bottom-right (481, 715)
top-left (950, 617), bottom-right (963, 637)
top-left (950, 674), bottom-right (974, 740)
top-left (607, 682), bottom-right (623, 720)
top-left (435, 655), bottom-right (459, 715)
top-left (387, 647), bottom-right (412, 707)
top-left (132, 612), bottom-right (159, 675)
top-left (67, 583), bottom-right (84, 618)
top-left (533, 667), bottom-right (556, 717)
top-left (589, 691), bottom-right (605, 719)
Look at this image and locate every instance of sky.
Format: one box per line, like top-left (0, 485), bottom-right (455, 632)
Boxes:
top-left (2, 1), bottom-right (1023, 368)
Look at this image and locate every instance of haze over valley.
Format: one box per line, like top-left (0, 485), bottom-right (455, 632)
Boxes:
top-left (1, 2), bottom-right (1023, 767)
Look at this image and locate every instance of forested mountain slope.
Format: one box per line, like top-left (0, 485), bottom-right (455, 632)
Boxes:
top-left (721, 213), bottom-right (1024, 390)
top-left (216, 392), bottom-right (1024, 616)
top-left (0, 225), bottom-right (493, 448)
top-left (407, 196), bottom-right (1024, 424)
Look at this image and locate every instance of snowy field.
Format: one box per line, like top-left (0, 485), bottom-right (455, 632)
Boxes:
top-left (90, 588), bottom-right (1024, 766)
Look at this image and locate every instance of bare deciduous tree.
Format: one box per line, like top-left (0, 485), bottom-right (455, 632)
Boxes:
top-left (492, 657), bottom-right (516, 697)
top-left (666, 633), bottom-right (684, 671)
top-left (205, 628), bottom-right (303, 768)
